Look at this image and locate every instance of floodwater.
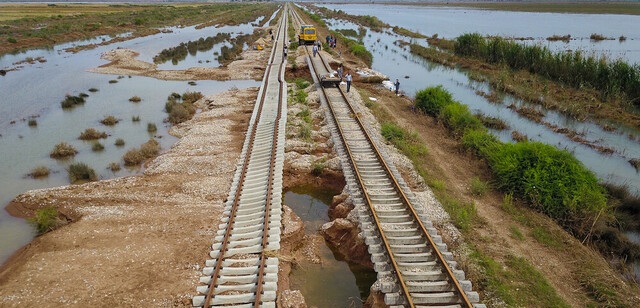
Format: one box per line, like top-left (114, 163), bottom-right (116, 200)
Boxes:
top-left (312, 5), bottom-right (640, 197)
top-left (319, 3), bottom-right (640, 64)
top-left (284, 187), bottom-right (376, 307)
top-left (0, 20), bottom-right (264, 264)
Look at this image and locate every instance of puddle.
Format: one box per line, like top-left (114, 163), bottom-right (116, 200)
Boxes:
top-left (284, 187), bottom-right (376, 307)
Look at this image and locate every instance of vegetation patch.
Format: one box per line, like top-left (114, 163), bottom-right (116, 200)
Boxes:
top-left (100, 115), bottom-right (119, 126)
top-left (91, 142), bottom-right (104, 152)
top-left (114, 138), bottom-right (125, 147)
top-left (29, 206), bottom-right (64, 235)
top-left (109, 162), bottom-right (120, 172)
top-left (68, 162), bottom-right (97, 183)
top-left (60, 95), bottom-right (85, 109)
top-left (50, 142), bottom-right (78, 159)
top-left (470, 177), bottom-right (489, 196)
top-left (164, 91), bottom-right (203, 124)
top-left (79, 128), bottom-right (107, 140)
top-left (454, 33), bottom-right (640, 104)
top-left (29, 166), bottom-right (50, 178)
top-left (470, 249), bottom-right (569, 307)
top-left (147, 123), bottom-right (157, 133)
top-left (28, 119), bottom-right (37, 127)
top-left (128, 96), bottom-right (141, 102)
top-left (123, 139), bottom-right (160, 166)
top-left (154, 32), bottom-right (230, 64)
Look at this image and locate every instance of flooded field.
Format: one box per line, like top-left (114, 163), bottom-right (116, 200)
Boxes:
top-left (313, 4), bottom-right (640, 197)
top-left (284, 187), bottom-right (376, 307)
top-left (0, 20), bottom-right (263, 263)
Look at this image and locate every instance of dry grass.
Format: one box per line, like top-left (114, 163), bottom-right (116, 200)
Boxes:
top-left (100, 115), bottom-right (119, 126)
top-left (49, 142), bottom-right (78, 159)
top-left (123, 139), bottom-right (160, 166)
top-left (29, 166), bottom-right (50, 178)
top-left (79, 128), bottom-right (107, 140)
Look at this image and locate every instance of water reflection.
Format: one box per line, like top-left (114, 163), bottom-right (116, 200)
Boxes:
top-left (284, 188), bottom-right (376, 307)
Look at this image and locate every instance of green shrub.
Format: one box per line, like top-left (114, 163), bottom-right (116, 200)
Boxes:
top-left (414, 85), bottom-right (454, 116)
top-left (461, 129), bottom-right (499, 156)
top-left (311, 160), bottom-right (325, 176)
top-left (29, 206), bottom-right (62, 234)
top-left (7, 37), bottom-right (17, 44)
top-left (439, 103), bottom-right (484, 136)
top-left (147, 123), bottom-right (157, 132)
top-left (68, 162), bottom-right (97, 183)
top-left (50, 142), bottom-right (78, 159)
top-left (295, 90), bottom-right (308, 105)
top-left (381, 122), bottom-right (405, 141)
top-left (486, 141), bottom-right (607, 223)
top-left (79, 128), bottom-right (107, 140)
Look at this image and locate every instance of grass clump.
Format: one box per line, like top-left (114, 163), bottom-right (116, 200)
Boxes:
top-left (29, 166), bottom-right (50, 178)
top-left (123, 139), bottom-right (160, 166)
top-left (91, 142), bottom-right (104, 152)
top-left (50, 142), bottom-right (78, 159)
top-left (109, 162), bottom-right (121, 172)
top-left (132, 115), bottom-right (140, 122)
top-left (88, 88), bottom-right (99, 92)
top-left (470, 249), bottom-right (569, 307)
top-left (68, 162), bottom-right (97, 183)
top-left (79, 128), bottom-right (107, 140)
top-left (311, 160), bottom-right (325, 176)
top-left (294, 89), bottom-right (308, 105)
top-left (470, 177), bottom-right (489, 196)
top-left (164, 91), bottom-right (203, 124)
top-left (60, 95), bottom-right (85, 109)
top-left (114, 138), bottom-right (125, 146)
top-left (108, 79), bottom-right (118, 84)
top-left (147, 123), bottom-right (157, 133)
top-left (100, 115), bottom-right (119, 126)
top-left (129, 96), bottom-right (142, 102)
top-left (440, 196), bottom-right (476, 232)
top-left (298, 123), bottom-right (312, 141)
top-left (28, 206), bottom-right (63, 235)
top-left (439, 103), bottom-right (484, 136)
top-left (28, 119), bottom-right (37, 127)
top-left (294, 78), bottom-right (310, 89)
top-left (380, 122), bottom-right (428, 176)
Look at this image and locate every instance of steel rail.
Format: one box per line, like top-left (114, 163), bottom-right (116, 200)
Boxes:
top-left (201, 7), bottom-right (287, 307)
top-left (293, 8), bottom-right (472, 306)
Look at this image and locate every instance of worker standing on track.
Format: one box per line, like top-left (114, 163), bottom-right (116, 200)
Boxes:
top-left (312, 44), bottom-right (318, 57)
top-left (345, 72), bottom-right (352, 93)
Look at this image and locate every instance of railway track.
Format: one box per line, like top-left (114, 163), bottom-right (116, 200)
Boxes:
top-left (192, 6), bottom-right (288, 308)
top-left (290, 7), bottom-right (484, 307)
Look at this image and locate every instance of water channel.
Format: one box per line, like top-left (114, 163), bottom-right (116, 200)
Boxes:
top-left (284, 187), bottom-right (376, 308)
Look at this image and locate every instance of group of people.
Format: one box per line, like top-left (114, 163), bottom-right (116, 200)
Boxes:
top-left (325, 35), bottom-right (337, 48)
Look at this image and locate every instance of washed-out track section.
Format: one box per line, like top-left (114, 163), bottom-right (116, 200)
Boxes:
top-left (192, 7), bottom-right (288, 308)
top-left (290, 6), bottom-right (484, 307)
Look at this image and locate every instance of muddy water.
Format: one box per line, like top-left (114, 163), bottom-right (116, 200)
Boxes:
top-left (284, 187), bottom-right (376, 307)
top-left (314, 8), bottom-right (640, 196)
top-left (0, 21), bottom-right (264, 263)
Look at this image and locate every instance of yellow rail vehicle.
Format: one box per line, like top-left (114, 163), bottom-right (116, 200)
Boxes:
top-left (298, 25), bottom-right (317, 45)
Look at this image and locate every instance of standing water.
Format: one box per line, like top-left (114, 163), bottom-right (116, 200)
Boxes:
top-left (284, 186), bottom-right (376, 307)
top-left (0, 19), bottom-right (264, 264)
top-left (313, 4), bottom-right (640, 196)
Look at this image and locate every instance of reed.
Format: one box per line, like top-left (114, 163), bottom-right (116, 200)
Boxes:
top-left (454, 33), bottom-right (640, 105)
